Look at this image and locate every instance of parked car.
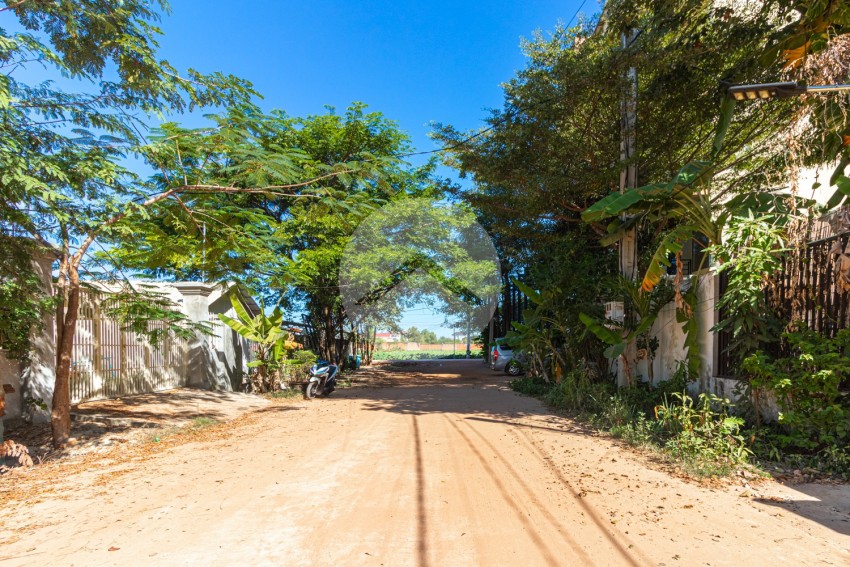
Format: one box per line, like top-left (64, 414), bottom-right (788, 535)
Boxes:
top-left (503, 354), bottom-right (526, 376)
top-left (490, 341), bottom-right (514, 372)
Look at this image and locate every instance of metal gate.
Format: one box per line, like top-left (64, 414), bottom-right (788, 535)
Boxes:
top-left (69, 290), bottom-right (188, 403)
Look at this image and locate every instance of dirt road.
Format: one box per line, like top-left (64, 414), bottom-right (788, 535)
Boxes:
top-left (2, 360), bottom-right (849, 566)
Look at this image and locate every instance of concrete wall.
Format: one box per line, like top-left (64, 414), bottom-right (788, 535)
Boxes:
top-left (639, 274), bottom-right (740, 399)
top-left (207, 291), bottom-right (253, 391)
top-left (173, 282), bottom-right (256, 392)
top-left (1, 250), bottom-right (56, 423)
top-left (1, 277), bottom-right (255, 427)
top-left (0, 353), bottom-right (22, 419)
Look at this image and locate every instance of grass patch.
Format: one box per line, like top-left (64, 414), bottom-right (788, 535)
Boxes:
top-left (147, 416), bottom-right (219, 444)
top-left (266, 388), bottom-right (304, 399)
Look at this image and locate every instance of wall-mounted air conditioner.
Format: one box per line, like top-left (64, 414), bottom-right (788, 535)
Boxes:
top-left (604, 301), bottom-right (625, 323)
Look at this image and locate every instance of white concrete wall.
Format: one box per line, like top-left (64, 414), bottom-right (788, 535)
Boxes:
top-left (0, 352), bottom-right (22, 419)
top-left (20, 251), bottom-right (56, 423)
top-left (644, 274), bottom-right (732, 396)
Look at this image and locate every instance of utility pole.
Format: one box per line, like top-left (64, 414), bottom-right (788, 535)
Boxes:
top-left (487, 305), bottom-right (495, 365)
top-left (618, 29), bottom-right (639, 387)
top-left (465, 312), bottom-right (471, 359)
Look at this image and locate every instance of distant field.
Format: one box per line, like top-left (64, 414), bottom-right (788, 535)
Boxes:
top-left (372, 350), bottom-right (484, 360)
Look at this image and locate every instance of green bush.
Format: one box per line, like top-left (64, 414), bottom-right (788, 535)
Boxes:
top-left (543, 369), bottom-right (615, 415)
top-left (742, 327), bottom-right (850, 452)
top-left (281, 349), bottom-right (318, 384)
top-left (656, 392), bottom-right (752, 472)
top-left (508, 364), bottom-right (755, 477)
top-left (509, 375), bottom-right (553, 397)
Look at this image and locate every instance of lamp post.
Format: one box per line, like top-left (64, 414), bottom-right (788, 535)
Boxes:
top-left (728, 81), bottom-right (850, 101)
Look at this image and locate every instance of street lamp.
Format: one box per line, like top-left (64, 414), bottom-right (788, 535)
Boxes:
top-left (728, 81), bottom-right (850, 101)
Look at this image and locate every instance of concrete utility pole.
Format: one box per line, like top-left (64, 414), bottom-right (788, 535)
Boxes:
top-left (618, 29), bottom-right (639, 387)
top-left (465, 315), bottom-right (471, 359)
top-left (619, 29), bottom-right (638, 281)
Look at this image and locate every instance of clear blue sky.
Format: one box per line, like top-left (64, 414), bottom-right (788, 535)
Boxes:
top-left (156, 0), bottom-right (591, 337)
top-left (154, 0), bottom-right (588, 164)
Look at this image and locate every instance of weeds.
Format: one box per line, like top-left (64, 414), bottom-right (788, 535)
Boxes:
top-left (147, 416), bottom-right (219, 443)
top-left (511, 366), bottom-right (756, 478)
top-left (267, 388), bottom-right (304, 400)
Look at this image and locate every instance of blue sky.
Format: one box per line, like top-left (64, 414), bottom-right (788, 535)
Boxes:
top-left (149, 1), bottom-right (591, 337)
top-left (154, 1), bottom-right (587, 161)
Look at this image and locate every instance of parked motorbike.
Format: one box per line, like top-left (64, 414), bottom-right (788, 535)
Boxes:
top-left (305, 360), bottom-right (339, 399)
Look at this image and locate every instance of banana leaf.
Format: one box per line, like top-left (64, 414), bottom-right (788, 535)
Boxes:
top-left (579, 312), bottom-right (624, 346)
top-left (641, 225), bottom-right (697, 292)
top-left (513, 279), bottom-right (543, 305)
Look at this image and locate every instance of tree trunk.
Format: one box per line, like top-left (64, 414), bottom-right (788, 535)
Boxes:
top-left (52, 264), bottom-right (81, 447)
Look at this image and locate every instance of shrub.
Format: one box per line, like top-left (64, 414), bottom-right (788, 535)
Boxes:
top-left (509, 375), bottom-right (553, 397)
top-left (656, 392), bottom-right (751, 471)
top-left (508, 363), bottom-right (755, 477)
top-left (281, 349), bottom-right (318, 384)
top-left (742, 327), bottom-right (850, 452)
top-left (544, 369), bottom-right (615, 415)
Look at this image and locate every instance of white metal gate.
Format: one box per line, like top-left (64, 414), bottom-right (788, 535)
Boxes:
top-left (69, 290), bottom-right (188, 403)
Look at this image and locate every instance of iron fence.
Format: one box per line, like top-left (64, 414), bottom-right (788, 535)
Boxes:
top-left (766, 231), bottom-right (850, 338)
top-left (70, 289), bottom-right (188, 403)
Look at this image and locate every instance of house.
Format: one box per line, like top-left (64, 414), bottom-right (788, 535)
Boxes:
top-left (375, 331), bottom-right (401, 342)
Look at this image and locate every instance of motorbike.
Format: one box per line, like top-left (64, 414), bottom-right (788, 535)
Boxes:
top-left (305, 360), bottom-right (339, 399)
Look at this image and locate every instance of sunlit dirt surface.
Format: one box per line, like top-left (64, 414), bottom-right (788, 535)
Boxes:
top-left (2, 360), bottom-right (848, 566)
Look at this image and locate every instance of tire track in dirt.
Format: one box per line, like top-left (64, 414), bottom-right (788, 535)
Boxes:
top-left (443, 415), bottom-right (566, 566)
top-left (452, 415), bottom-right (598, 565)
top-left (411, 415), bottom-right (429, 567)
top-left (509, 423), bottom-right (652, 566)
top-left (440, 413), bottom-right (489, 563)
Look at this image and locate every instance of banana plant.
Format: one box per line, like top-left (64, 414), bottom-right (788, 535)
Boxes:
top-left (503, 280), bottom-right (569, 382)
top-left (218, 291), bottom-right (299, 392)
top-left (581, 97), bottom-right (816, 380)
top-left (579, 277), bottom-right (673, 386)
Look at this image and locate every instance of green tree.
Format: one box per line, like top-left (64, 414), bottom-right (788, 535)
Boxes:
top-left (0, 1), bottom-right (350, 446)
top-left (438, 0), bottom-right (850, 384)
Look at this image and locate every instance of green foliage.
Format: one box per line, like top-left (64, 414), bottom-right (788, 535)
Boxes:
top-left (280, 350), bottom-right (318, 384)
top-left (579, 277), bottom-right (674, 383)
top-left (0, 238), bottom-right (53, 361)
top-left (218, 291), bottom-right (299, 392)
top-left (403, 327), bottom-right (439, 344)
top-left (710, 214), bottom-right (787, 361)
top-left (510, 364), bottom-right (752, 477)
top-left (742, 327), bottom-right (850, 452)
top-left (509, 375), bottom-right (553, 398)
top-left (656, 392), bottom-right (752, 472)
top-left (544, 368), bottom-right (615, 415)
top-left (503, 231), bottom-right (617, 380)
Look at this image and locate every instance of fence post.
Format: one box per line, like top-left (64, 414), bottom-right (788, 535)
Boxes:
top-left (173, 282), bottom-right (223, 390)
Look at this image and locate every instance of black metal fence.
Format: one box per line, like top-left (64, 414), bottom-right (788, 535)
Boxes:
top-left (715, 230), bottom-right (850, 378)
top-left (493, 276), bottom-right (529, 338)
top-left (765, 231), bottom-right (850, 338)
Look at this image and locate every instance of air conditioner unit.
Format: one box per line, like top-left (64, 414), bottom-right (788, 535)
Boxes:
top-left (604, 301), bottom-right (625, 323)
